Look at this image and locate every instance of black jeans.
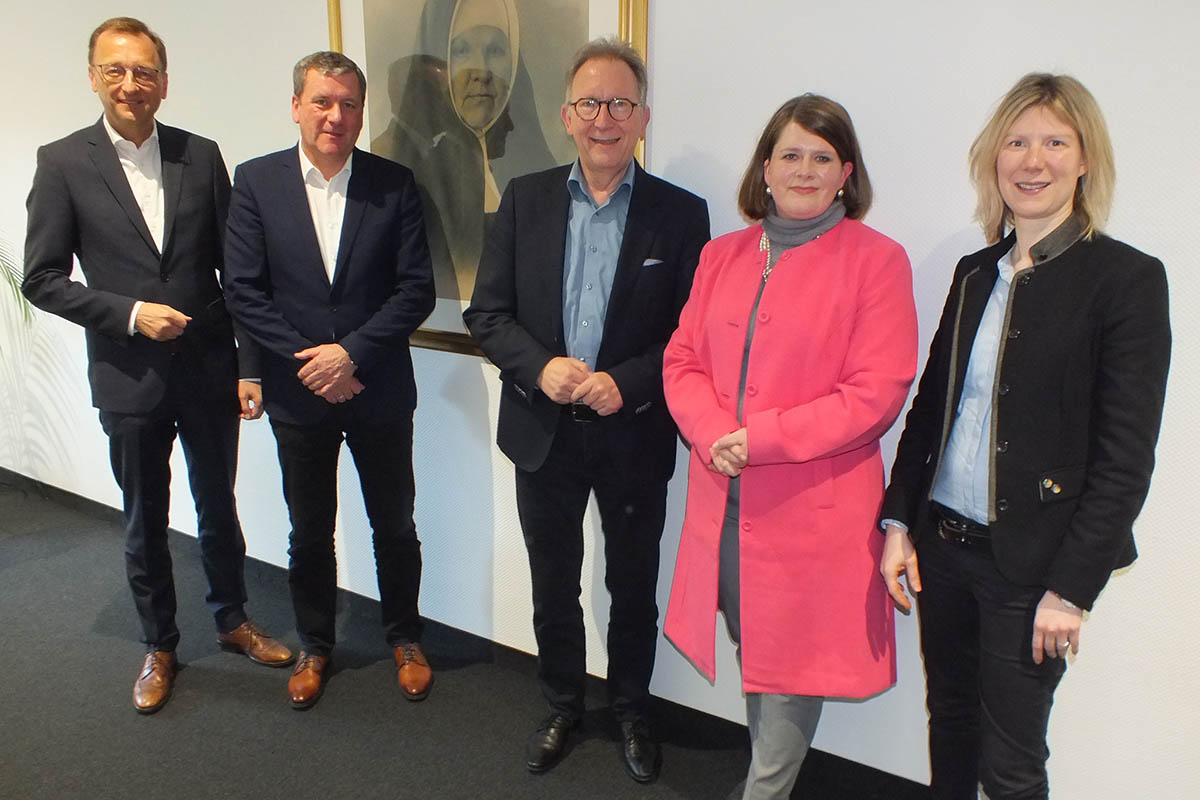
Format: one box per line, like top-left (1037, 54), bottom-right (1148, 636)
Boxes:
top-left (99, 350), bottom-right (248, 651)
top-left (270, 409), bottom-right (422, 656)
top-left (514, 411), bottom-right (667, 723)
top-left (917, 523), bottom-right (1067, 800)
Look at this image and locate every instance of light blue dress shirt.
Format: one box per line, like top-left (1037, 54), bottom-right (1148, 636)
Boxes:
top-left (561, 159), bottom-right (635, 368)
top-left (930, 248), bottom-right (1017, 525)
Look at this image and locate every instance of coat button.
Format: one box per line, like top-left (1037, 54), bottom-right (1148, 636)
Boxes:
top-left (758, 311), bottom-right (770, 323)
top-left (1007, 329), bottom-right (1021, 339)
top-left (741, 521), bottom-right (752, 531)
top-left (1051, 484), bottom-right (1062, 494)
top-left (996, 498), bottom-right (1009, 512)
top-left (997, 440), bottom-right (1009, 453)
top-left (1042, 478), bottom-right (1054, 488)
top-left (746, 385), bottom-right (758, 396)
top-left (997, 383), bottom-right (1010, 396)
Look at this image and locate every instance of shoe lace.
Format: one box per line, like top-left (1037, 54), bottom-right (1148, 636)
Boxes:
top-left (399, 643), bottom-right (425, 665)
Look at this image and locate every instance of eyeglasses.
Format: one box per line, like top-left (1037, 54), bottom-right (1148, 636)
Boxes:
top-left (567, 97), bottom-right (640, 122)
top-left (92, 63), bottom-right (162, 87)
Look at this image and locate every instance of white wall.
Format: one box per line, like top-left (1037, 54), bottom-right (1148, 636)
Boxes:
top-left (2, 1), bottom-right (1197, 795)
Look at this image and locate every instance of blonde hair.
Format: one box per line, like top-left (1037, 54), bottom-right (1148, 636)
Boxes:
top-left (968, 73), bottom-right (1115, 243)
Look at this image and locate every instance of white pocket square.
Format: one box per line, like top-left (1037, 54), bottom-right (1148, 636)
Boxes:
top-left (642, 258), bottom-right (664, 267)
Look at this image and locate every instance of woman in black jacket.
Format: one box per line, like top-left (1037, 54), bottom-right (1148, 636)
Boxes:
top-left (878, 73), bottom-right (1170, 800)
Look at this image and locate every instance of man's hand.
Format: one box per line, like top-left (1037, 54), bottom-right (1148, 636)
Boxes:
top-left (1031, 590), bottom-right (1083, 664)
top-left (316, 375), bottom-right (365, 404)
top-left (135, 302), bottom-right (191, 341)
top-left (537, 357), bottom-right (591, 404)
top-left (570, 371), bottom-right (623, 415)
top-left (237, 380), bottom-right (264, 420)
top-left (295, 343), bottom-right (356, 394)
top-left (880, 525), bottom-right (921, 613)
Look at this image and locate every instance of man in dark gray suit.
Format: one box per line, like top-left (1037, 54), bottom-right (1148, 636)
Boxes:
top-left (23, 16), bottom-right (292, 715)
top-left (465, 37), bottom-right (709, 783)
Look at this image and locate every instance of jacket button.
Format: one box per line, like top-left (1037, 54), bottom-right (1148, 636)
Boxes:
top-left (1051, 484), bottom-right (1062, 494)
top-left (161, 274), bottom-right (171, 283)
top-left (1042, 478), bottom-right (1054, 488)
top-left (997, 383), bottom-right (1010, 396)
top-left (1007, 329), bottom-right (1021, 339)
top-left (996, 440), bottom-right (1009, 453)
top-left (996, 498), bottom-right (1009, 512)
top-left (1019, 274), bottom-right (1032, 285)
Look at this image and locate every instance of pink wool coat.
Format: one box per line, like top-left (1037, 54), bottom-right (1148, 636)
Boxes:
top-left (662, 219), bottom-right (917, 697)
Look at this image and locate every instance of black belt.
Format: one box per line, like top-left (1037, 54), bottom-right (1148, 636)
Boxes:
top-left (932, 502), bottom-right (991, 548)
top-left (568, 403), bottom-right (599, 423)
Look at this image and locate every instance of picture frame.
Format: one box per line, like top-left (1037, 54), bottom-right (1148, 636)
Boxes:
top-left (328, 0), bottom-right (649, 356)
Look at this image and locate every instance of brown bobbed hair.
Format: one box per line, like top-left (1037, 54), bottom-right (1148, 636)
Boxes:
top-left (89, 17), bottom-right (167, 71)
top-left (968, 73), bottom-right (1114, 243)
top-left (737, 94), bottom-right (872, 221)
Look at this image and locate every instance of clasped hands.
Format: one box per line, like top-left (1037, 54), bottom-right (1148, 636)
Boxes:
top-left (536, 356), bottom-right (623, 415)
top-left (296, 343), bottom-right (362, 404)
top-left (707, 428), bottom-right (748, 477)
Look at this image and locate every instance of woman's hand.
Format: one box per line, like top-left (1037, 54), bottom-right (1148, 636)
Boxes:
top-left (1031, 590), bottom-right (1083, 664)
top-left (708, 428), bottom-right (748, 477)
top-left (880, 525), bottom-right (921, 613)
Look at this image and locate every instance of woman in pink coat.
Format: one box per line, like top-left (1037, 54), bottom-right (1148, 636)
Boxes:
top-left (662, 95), bottom-right (918, 799)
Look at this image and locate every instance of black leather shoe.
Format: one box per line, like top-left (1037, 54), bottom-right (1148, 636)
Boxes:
top-left (527, 713), bottom-right (576, 773)
top-left (620, 719), bottom-right (661, 783)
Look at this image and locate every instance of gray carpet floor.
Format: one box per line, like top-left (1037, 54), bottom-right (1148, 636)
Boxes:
top-left (0, 473), bottom-right (928, 799)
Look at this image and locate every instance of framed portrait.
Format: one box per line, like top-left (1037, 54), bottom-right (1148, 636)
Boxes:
top-left (329, 0), bottom-right (649, 355)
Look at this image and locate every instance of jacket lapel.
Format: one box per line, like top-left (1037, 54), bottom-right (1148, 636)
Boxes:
top-left (600, 164), bottom-right (656, 348)
top-left (950, 236), bottom-right (1013, 406)
top-left (158, 125), bottom-right (186, 260)
top-left (279, 149), bottom-right (329, 288)
top-left (540, 169), bottom-right (571, 353)
top-left (86, 119), bottom-right (160, 258)
top-left (330, 149), bottom-right (367, 294)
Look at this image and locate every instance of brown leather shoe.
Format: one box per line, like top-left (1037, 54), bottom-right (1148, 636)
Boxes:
top-left (217, 620), bottom-right (295, 667)
top-left (394, 643), bottom-right (433, 701)
top-left (132, 651), bottom-right (177, 714)
top-left (288, 652), bottom-right (330, 709)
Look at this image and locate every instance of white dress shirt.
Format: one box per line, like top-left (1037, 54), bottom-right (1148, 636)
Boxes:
top-left (298, 145), bottom-right (353, 284)
top-left (103, 116), bottom-right (164, 335)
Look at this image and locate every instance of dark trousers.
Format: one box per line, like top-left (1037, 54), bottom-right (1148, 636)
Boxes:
top-left (270, 408), bottom-right (422, 657)
top-left (98, 351), bottom-right (248, 652)
top-left (917, 523), bottom-right (1067, 800)
top-left (514, 411), bottom-right (667, 723)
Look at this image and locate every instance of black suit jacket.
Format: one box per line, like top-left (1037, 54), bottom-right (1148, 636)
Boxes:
top-left (223, 147), bottom-right (434, 426)
top-left (464, 163), bottom-right (710, 481)
top-left (23, 119), bottom-right (250, 414)
top-left (880, 218), bottom-right (1171, 608)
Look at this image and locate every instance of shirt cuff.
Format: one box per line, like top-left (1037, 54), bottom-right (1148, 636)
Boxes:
top-left (127, 300), bottom-right (144, 337)
top-left (880, 518), bottom-right (909, 534)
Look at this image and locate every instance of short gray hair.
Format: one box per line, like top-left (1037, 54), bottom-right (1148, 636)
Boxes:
top-left (292, 51), bottom-right (366, 102)
top-left (565, 37), bottom-right (647, 103)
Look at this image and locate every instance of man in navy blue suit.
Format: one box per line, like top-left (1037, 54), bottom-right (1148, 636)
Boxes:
top-left (223, 51), bottom-right (435, 709)
top-left (23, 16), bottom-right (293, 715)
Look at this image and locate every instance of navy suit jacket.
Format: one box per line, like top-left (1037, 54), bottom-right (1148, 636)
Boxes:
top-left (23, 119), bottom-right (250, 414)
top-left (464, 163), bottom-right (710, 482)
top-left (223, 146), bottom-right (434, 426)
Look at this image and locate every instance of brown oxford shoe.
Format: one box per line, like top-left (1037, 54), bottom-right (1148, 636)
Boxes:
top-left (217, 620), bottom-right (295, 667)
top-left (132, 650), bottom-right (177, 714)
top-left (394, 643), bottom-right (433, 701)
top-left (288, 652), bottom-right (330, 709)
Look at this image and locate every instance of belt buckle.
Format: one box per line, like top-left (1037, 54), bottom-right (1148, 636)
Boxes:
top-left (938, 519), bottom-right (973, 547)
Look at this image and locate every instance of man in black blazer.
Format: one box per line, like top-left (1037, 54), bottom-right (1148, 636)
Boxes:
top-left (22, 17), bottom-right (293, 714)
top-left (464, 38), bottom-right (709, 783)
top-left (223, 52), bottom-right (435, 710)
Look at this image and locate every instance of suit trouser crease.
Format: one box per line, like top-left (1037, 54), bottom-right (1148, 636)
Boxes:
top-left (271, 410), bottom-right (423, 657)
top-left (917, 525), bottom-right (1066, 800)
top-left (718, 482), bottom-right (823, 800)
top-left (514, 412), bottom-right (665, 722)
top-left (99, 348), bottom-right (248, 650)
